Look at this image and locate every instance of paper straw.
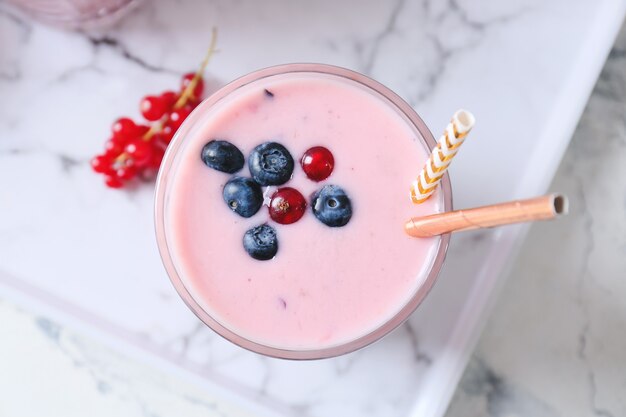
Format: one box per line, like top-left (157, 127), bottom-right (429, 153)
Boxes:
top-left (411, 109), bottom-right (475, 204)
top-left (405, 194), bottom-right (568, 238)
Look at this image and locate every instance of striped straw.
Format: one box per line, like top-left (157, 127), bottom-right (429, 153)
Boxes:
top-left (410, 109), bottom-right (475, 204)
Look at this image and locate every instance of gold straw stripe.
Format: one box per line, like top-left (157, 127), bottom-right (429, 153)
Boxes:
top-left (410, 187), bottom-right (424, 200)
top-left (417, 182), bottom-right (435, 195)
top-left (444, 134), bottom-right (456, 150)
top-left (445, 131), bottom-right (464, 151)
top-left (429, 159), bottom-right (440, 177)
top-left (436, 148), bottom-right (449, 165)
top-left (411, 110), bottom-right (475, 204)
top-left (452, 122), bottom-right (469, 140)
top-left (411, 195), bottom-right (430, 204)
top-left (430, 155), bottom-right (450, 175)
top-left (417, 178), bottom-right (438, 195)
top-left (439, 147), bottom-right (457, 163)
top-left (423, 166), bottom-right (444, 185)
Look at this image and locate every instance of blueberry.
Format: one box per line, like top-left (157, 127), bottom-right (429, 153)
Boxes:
top-left (311, 185), bottom-right (353, 227)
top-left (201, 140), bottom-right (244, 173)
top-left (243, 224), bottom-right (278, 260)
top-left (248, 142), bottom-right (294, 186)
top-left (223, 177), bottom-right (263, 218)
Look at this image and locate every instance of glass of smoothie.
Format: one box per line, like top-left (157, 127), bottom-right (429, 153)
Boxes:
top-left (154, 64), bottom-right (452, 359)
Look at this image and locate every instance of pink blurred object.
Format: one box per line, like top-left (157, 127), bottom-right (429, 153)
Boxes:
top-left (5, 0), bottom-right (142, 29)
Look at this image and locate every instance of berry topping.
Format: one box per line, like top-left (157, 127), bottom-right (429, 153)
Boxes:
top-left (248, 142), bottom-right (294, 186)
top-left (243, 224), bottom-right (278, 261)
top-left (222, 177), bottom-right (263, 218)
top-left (301, 146), bottom-right (334, 181)
top-left (201, 140), bottom-right (245, 174)
top-left (311, 185), bottom-right (353, 227)
top-left (269, 187), bottom-right (307, 225)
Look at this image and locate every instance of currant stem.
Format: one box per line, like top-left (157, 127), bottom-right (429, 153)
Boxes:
top-left (115, 152), bottom-right (129, 164)
top-left (142, 122), bottom-right (162, 141)
top-left (112, 29), bottom-right (219, 167)
top-left (174, 27), bottom-right (218, 109)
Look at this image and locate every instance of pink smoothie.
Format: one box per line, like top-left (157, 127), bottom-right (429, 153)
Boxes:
top-left (162, 70), bottom-right (443, 351)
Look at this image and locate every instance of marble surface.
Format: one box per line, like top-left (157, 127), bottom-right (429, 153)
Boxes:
top-left (0, 300), bottom-right (275, 417)
top-left (1, 1), bottom-right (625, 417)
top-left (445, 22), bottom-right (626, 417)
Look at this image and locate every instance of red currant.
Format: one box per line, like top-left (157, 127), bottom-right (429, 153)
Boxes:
top-left (160, 125), bottom-right (176, 145)
top-left (115, 165), bottom-right (137, 181)
top-left (140, 95), bottom-right (168, 121)
top-left (301, 146), bottom-right (334, 181)
top-left (155, 125), bottom-right (175, 145)
top-left (167, 105), bottom-right (192, 130)
top-left (148, 146), bottom-right (165, 169)
top-left (90, 154), bottom-right (113, 174)
top-left (104, 139), bottom-right (124, 157)
top-left (125, 139), bottom-right (153, 167)
top-left (181, 73), bottom-right (204, 99)
top-left (187, 94), bottom-right (202, 107)
top-left (269, 187), bottom-right (307, 225)
top-left (135, 124), bottom-right (150, 139)
top-left (111, 117), bottom-right (137, 142)
top-left (160, 91), bottom-right (178, 108)
top-left (104, 174), bottom-right (124, 188)
top-left (153, 133), bottom-right (166, 146)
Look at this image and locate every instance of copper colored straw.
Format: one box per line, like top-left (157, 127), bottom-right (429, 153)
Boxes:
top-left (405, 194), bottom-right (568, 238)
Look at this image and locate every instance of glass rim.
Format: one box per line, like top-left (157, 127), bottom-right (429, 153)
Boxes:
top-left (154, 63), bottom-right (453, 360)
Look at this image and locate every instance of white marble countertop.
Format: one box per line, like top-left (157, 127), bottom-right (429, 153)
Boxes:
top-left (446, 22), bottom-right (626, 417)
top-left (1, 1), bottom-right (625, 417)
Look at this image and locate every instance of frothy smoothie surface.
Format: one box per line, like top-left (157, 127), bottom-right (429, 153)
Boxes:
top-left (164, 72), bottom-right (442, 351)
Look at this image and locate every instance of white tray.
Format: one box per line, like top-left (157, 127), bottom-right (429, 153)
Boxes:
top-left (1, 1), bottom-right (624, 416)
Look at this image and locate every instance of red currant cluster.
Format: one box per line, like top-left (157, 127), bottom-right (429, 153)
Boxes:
top-left (91, 31), bottom-right (217, 189)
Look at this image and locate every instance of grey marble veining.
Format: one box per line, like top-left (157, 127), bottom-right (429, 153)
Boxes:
top-left (446, 20), bottom-right (626, 417)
